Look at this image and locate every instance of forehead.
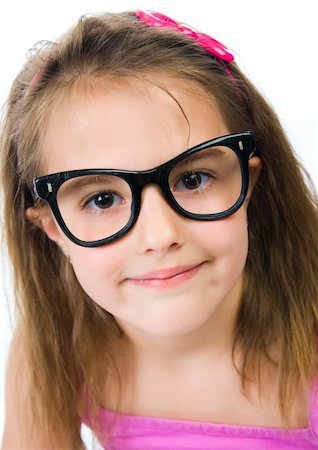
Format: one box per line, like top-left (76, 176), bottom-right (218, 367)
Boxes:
top-left (40, 75), bottom-right (229, 174)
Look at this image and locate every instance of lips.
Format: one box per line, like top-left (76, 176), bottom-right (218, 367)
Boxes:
top-left (126, 262), bottom-right (204, 289)
top-left (130, 263), bottom-right (203, 281)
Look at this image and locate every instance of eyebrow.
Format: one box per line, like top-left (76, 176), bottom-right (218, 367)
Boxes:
top-left (181, 146), bottom-right (227, 162)
top-left (62, 175), bottom-right (119, 191)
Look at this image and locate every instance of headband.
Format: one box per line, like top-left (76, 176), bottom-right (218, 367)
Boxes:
top-left (135, 10), bottom-right (234, 63)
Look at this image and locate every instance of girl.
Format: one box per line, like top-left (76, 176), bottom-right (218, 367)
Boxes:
top-left (1, 9), bottom-right (318, 450)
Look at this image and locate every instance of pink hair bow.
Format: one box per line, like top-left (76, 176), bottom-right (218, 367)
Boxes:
top-left (136, 10), bottom-right (234, 63)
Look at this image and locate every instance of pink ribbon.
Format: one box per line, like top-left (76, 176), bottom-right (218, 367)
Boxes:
top-left (136, 10), bottom-right (234, 63)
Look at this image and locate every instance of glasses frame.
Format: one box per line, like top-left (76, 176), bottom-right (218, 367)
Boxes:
top-left (32, 131), bottom-right (259, 247)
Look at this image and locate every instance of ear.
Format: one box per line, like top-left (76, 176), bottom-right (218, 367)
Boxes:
top-left (246, 156), bottom-right (262, 203)
top-left (25, 205), bottom-right (70, 256)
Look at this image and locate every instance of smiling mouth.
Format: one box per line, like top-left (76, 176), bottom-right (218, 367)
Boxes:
top-left (126, 262), bottom-right (205, 289)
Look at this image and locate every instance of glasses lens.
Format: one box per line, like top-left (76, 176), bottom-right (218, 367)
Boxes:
top-left (56, 174), bottom-right (132, 242)
top-left (168, 145), bottom-right (242, 215)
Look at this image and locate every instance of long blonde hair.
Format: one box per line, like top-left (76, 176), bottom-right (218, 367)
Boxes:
top-left (1, 11), bottom-right (318, 448)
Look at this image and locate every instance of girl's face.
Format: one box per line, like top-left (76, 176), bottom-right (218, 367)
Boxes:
top-left (33, 76), bottom-right (261, 339)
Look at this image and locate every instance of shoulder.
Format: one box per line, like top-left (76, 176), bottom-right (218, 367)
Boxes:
top-left (308, 375), bottom-right (318, 437)
top-left (1, 327), bottom-right (78, 449)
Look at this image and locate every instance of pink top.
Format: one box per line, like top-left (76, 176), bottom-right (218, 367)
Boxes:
top-left (82, 382), bottom-right (318, 449)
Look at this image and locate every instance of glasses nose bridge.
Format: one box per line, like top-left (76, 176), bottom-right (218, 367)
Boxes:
top-left (136, 165), bottom-right (168, 196)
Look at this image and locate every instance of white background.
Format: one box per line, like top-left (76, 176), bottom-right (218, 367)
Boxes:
top-left (0, 0), bottom-right (317, 447)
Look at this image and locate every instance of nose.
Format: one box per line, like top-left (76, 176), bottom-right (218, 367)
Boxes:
top-left (134, 185), bottom-right (185, 253)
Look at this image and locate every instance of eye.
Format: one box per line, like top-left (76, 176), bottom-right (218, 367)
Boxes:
top-left (83, 191), bottom-right (123, 211)
top-left (174, 171), bottom-right (213, 192)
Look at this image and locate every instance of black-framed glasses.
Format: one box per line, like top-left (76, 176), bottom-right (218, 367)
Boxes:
top-left (32, 131), bottom-right (259, 247)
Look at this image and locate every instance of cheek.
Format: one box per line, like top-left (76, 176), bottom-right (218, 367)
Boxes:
top-left (67, 243), bottom-right (124, 303)
top-left (194, 209), bottom-right (249, 274)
